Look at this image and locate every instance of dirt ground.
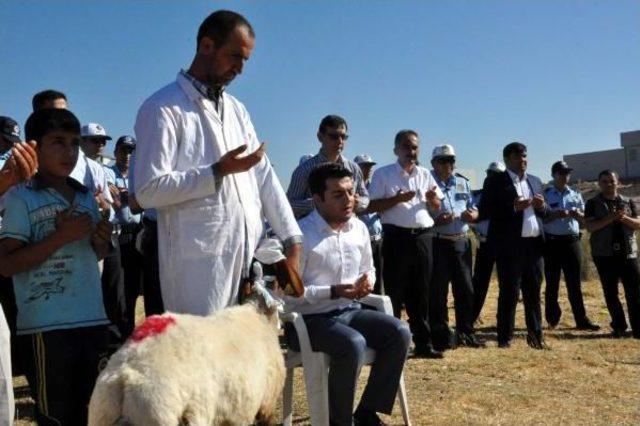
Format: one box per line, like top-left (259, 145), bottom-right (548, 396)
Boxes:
top-left (12, 279), bottom-right (640, 425)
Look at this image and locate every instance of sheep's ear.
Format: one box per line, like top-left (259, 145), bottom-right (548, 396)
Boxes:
top-left (242, 282), bottom-right (253, 296)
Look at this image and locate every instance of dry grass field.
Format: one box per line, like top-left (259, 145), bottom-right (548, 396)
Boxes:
top-left (12, 279), bottom-right (640, 425)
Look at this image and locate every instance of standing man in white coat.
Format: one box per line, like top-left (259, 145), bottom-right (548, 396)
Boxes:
top-left (134, 10), bottom-right (302, 316)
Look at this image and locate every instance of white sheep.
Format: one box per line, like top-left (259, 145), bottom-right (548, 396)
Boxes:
top-left (87, 277), bottom-right (285, 426)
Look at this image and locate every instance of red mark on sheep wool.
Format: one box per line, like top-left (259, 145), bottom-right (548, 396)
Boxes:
top-left (131, 315), bottom-right (177, 342)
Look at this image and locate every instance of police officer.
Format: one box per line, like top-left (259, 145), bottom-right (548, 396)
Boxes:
top-left (109, 136), bottom-right (144, 338)
top-left (471, 161), bottom-right (506, 324)
top-left (430, 144), bottom-right (483, 349)
top-left (354, 154), bottom-right (384, 294)
top-left (543, 161), bottom-right (599, 331)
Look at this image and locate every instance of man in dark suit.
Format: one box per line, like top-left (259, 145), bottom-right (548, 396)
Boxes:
top-left (478, 142), bottom-right (549, 349)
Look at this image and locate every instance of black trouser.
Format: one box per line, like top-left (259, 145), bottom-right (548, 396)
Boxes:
top-left (495, 237), bottom-right (544, 343)
top-left (371, 237), bottom-right (384, 294)
top-left (431, 237), bottom-right (475, 345)
top-left (593, 256), bottom-right (640, 336)
top-left (101, 240), bottom-right (126, 341)
top-left (544, 235), bottom-right (589, 326)
top-left (18, 325), bottom-right (110, 426)
top-left (382, 224), bottom-right (434, 349)
top-left (141, 218), bottom-right (164, 316)
top-left (120, 238), bottom-right (143, 339)
top-left (471, 239), bottom-right (496, 322)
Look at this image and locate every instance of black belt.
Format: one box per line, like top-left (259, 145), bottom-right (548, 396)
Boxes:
top-left (546, 234), bottom-right (580, 242)
top-left (383, 224), bottom-right (432, 236)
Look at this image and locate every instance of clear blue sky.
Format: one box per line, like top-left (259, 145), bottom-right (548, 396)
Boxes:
top-left (1, 0), bottom-right (638, 187)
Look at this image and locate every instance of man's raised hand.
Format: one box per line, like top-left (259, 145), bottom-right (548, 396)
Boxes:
top-left (514, 197), bottom-right (532, 212)
top-left (532, 194), bottom-right (545, 210)
top-left (394, 189), bottom-right (416, 203)
top-left (216, 143), bottom-right (266, 177)
top-left (426, 186), bottom-right (441, 210)
top-left (1, 141), bottom-right (39, 186)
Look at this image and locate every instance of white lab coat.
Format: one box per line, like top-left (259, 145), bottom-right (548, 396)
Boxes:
top-left (134, 72), bottom-right (301, 315)
top-left (0, 305), bottom-right (13, 426)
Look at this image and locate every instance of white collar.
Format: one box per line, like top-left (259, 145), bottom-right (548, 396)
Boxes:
top-left (507, 168), bottom-right (527, 182)
top-left (395, 161), bottom-right (418, 177)
top-left (310, 209), bottom-right (354, 234)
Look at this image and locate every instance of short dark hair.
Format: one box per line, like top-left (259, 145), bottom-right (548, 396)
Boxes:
top-left (308, 163), bottom-right (353, 200)
top-left (197, 10), bottom-right (254, 50)
top-left (394, 129), bottom-right (418, 147)
top-left (598, 169), bottom-right (619, 181)
top-left (503, 141), bottom-right (527, 158)
top-left (32, 90), bottom-right (67, 111)
top-left (318, 115), bottom-right (348, 134)
top-left (25, 108), bottom-right (80, 143)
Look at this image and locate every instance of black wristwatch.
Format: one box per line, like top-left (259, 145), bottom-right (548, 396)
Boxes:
top-left (330, 286), bottom-right (339, 300)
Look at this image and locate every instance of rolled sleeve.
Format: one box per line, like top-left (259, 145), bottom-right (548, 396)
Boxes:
top-left (303, 285), bottom-right (332, 303)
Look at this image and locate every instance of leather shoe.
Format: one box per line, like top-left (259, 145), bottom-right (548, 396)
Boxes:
top-left (456, 332), bottom-right (486, 348)
top-left (412, 345), bottom-right (444, 359)
top-left (497, 340), bottom-right (511, 348)
top-left (576, 319), bottom-right (600, 331)
top-left (353, 407), bottom-right (387, 426)
top-left (611, 329), bottom-right (627, 338)
top-left (526, 331), bottom-right (550, 350)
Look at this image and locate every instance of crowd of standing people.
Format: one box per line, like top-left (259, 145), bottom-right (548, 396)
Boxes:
top-left (1, 9), bottom-right (639, 426)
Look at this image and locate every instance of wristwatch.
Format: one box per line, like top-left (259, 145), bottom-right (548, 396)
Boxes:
top-left (330, 286), bottom-right (339, 300)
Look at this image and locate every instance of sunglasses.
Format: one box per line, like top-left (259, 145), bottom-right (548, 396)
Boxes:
top-left (324, 132), bottom-right (349, 141)
top-left (85, 138), bottom-right (108, 146)
top-left (436, 157), bottom-right (455, 164)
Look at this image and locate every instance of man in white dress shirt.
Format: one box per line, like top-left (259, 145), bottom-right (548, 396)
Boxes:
top-left (288, 163), bottom-right (411, 426)
top-left (367, 130), bottom-right (444, 359)
top-left (133, 10), bottom-right (301, 315)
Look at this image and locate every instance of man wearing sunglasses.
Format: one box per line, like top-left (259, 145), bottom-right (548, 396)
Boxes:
top-left (287, 115), bottom-right (369, 219)
top-left (75, 123), bottom-right (127, 340)
top-left (429, 144), bottom-right (483, 351)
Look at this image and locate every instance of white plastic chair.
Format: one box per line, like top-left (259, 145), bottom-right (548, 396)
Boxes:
top-left (281, 294), bottom-right (411, 426)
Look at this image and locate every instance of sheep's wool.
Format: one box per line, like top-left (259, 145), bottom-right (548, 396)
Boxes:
top-left (88, 305), bottom-right (285, 426)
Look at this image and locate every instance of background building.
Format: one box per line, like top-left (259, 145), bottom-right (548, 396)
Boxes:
top-left (564, 130), bottom-right (640, 181)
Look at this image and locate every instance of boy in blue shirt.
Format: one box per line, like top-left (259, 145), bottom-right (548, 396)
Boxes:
top-left (0, 108), bottom-right (112, 425)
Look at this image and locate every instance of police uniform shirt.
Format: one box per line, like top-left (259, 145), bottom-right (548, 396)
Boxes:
top-left (543, 185), bottom-right (584, 236)
top-left (431, 171), bottom-right (476, 236)
top-left (108, 165), bottom-right (141, 227)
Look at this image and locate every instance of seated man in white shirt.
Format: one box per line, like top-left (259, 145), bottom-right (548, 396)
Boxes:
top-left (287, 163), bottom-right (411, 426)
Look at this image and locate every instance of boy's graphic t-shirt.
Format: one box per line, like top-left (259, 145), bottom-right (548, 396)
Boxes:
top-left (0, 178), bottom-right (109, 334)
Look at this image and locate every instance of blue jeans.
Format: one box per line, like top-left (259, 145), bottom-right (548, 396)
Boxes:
top-left (287, 306), bottom-right (411, 426)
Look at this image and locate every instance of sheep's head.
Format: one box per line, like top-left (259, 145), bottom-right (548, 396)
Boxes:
top-left (241, 262), bottom-right (283, 329)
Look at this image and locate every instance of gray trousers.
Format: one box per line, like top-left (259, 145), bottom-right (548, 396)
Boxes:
top-left (288, 306), bottom-right (411, 426)
top-left (0, 305), bottom-right (13, 426)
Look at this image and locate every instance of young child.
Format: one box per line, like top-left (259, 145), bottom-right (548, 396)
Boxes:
top-left (0, 108), bottom-right (112, 425)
